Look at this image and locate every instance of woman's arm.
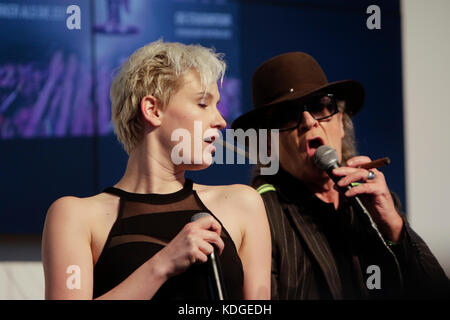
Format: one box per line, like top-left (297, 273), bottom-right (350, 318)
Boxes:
top-left (233, 186), bottom-right (272, 299)
top-left (42, 197), bottom-right (96, 299)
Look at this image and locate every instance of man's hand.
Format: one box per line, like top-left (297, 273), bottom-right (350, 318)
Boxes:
top-left (332, 156), bottom-right (404, 242)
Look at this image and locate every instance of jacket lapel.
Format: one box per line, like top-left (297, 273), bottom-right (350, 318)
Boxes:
top-left (282, 202), bottom-right (344, 300)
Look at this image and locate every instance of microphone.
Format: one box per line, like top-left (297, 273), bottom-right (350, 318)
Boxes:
top-left (313, 145), bottom-right (373, 218)
top-left (191, 212), bottom-right (226, 300)
top-left (313, 145), bottom-right (348, 187)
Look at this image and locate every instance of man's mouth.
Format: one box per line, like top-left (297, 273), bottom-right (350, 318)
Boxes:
top-left (306, 137), bottom-right (324, 158)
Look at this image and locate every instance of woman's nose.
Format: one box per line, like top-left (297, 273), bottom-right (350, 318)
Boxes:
top-left (213, 109), bottom-right (227, 130)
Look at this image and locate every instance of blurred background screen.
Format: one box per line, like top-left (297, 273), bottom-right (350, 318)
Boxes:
top-left (0, 0), bottom-right (404, 234)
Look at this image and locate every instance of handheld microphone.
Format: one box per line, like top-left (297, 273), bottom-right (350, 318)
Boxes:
top-left (191, 212), bottom-right (226, 300)
top-left (313, 145), bottom-right (351, 190)
top-left (313, 145), bottom-right (376, 222)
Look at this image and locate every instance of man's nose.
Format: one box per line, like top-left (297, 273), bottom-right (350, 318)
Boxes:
top-left (299, 111), bottom-right (318, 131)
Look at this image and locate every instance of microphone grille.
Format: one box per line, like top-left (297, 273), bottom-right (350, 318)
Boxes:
top-left (191, 212), bottom-right (211, 222)
top-left (313, 145), bottom-right (339, 171)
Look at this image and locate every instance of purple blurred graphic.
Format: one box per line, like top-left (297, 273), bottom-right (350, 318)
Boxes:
top-left (218, 77), bottom-right (241, 127)
top-left (94, 0), bottom-right (138, 34)
top-left (0, 51), bottom-right (95, 139)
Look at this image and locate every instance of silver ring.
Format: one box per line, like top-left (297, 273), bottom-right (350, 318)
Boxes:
top-left (367, 170), bottom-right (375, 180)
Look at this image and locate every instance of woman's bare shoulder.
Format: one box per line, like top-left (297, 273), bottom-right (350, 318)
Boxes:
top-left (45, 192), bottom-right (119, 226)
top-left (194, 183), bottom-right (265, 213)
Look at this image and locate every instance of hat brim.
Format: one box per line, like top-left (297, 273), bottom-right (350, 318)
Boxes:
top-left (231, 80), bottom-right (365, 131)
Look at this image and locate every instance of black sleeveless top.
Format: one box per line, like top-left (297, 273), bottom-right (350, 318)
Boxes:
top-left (93, 179), bottom-right (244, 299)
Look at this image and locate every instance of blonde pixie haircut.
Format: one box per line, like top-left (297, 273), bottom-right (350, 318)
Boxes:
top-left (110, 40), bottom-right (226, 154)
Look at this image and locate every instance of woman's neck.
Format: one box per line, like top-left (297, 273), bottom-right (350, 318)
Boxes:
top-left (114, 141), bottom-right (185, 194)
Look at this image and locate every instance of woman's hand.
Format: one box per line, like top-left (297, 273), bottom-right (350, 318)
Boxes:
top-left (153, 215), bottom-right (225, 279)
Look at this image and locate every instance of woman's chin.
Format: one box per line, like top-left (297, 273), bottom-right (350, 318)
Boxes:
top-left (182, 153), bottom-right (214, 170)
top-left (185, 162), bottom-right (213, 171)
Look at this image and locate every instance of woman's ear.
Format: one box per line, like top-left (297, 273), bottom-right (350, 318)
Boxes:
top-left (141, 95), bottom-right (162, 127)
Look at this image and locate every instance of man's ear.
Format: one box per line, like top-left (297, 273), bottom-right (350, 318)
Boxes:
top-left (141, 95), bottom-right (162, 127)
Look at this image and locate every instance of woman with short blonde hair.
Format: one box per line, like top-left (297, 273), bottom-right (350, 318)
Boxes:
top-left (42, 40), bottom-right (271, 300)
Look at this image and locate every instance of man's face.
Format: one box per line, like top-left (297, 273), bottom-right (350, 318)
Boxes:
top-left (278, 108), bottom-right (345, 183)
top-left (158, 69), bottom-right (226, 169)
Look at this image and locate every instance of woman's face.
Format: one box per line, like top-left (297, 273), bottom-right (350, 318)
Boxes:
top-left (158, 69), bottom-right (226, 170)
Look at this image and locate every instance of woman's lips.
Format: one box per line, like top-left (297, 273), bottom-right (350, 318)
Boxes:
top-left (203, 136), bottom-right (218, 153)
top-left (205, 143), bottom-right (216, 153)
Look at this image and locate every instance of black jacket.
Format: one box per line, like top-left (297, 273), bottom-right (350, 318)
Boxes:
top-left (254, 170), bottom-right (450, 300)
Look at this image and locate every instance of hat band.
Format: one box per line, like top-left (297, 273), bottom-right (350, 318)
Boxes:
top-left (262, 82), bottom-right (328, 107)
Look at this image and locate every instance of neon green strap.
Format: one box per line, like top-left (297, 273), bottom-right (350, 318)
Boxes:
top-left (256, 184), bottom-right (276, 194)
top-left (386, 240), bottom-right (398, 247)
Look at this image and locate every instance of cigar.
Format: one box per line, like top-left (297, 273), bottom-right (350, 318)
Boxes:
top-left (215, 137), bottom-right (258, 163)
top-left (358, 157), bottom-right (391, 169)
top-left (216, 137), bottom-right (391, 171)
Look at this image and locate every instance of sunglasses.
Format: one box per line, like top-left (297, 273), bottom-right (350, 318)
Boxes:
top-left (265, 93), bottom-right (339, 132)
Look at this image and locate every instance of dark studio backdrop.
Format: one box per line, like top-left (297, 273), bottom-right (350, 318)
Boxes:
top-left (0, 0), bottom-right (404, 234)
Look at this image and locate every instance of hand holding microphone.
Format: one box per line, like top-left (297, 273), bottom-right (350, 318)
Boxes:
top-left (313, 145), bottom-right (403, 242)
top-left (154, 213), bottom-right (224, 282)
top-left (191, 212), bottom-right (226, 300)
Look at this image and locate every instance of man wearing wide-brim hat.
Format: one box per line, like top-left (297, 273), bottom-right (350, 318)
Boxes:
top-left (232, 52), bottom-right (449, 299)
